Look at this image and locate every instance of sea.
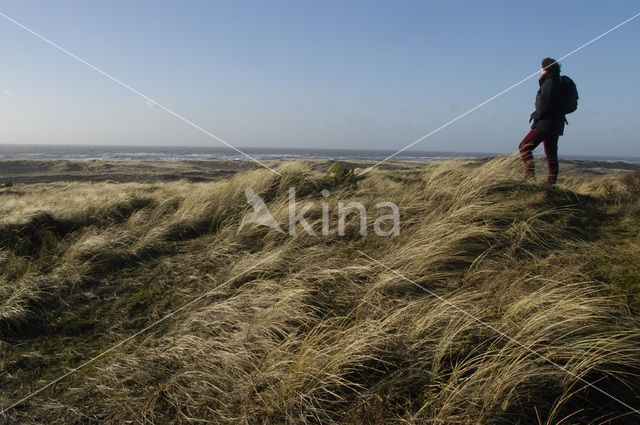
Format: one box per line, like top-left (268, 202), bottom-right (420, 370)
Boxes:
top-left (0, 145), bottom-right (638, 164)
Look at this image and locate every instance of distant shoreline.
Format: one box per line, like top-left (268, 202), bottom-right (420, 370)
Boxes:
top-left (0, 144), bottom-right (638, 164)
top-left (1, 157), bottom-right (638, 185)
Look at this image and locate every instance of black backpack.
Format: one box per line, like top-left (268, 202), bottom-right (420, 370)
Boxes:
top-left (558, 75), bottom-right (578, 114)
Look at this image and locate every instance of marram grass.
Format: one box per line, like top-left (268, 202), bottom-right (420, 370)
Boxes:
top-left (1, 156), bottom-right (640, 424)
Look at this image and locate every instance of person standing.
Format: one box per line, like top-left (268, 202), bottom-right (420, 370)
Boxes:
top-left (519, 58), bottom-right (566, 184)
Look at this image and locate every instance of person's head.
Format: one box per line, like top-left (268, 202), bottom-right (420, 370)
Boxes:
top-left (541, 57), bottom-right (561, 76)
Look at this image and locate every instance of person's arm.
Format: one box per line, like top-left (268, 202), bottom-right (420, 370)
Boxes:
top-left (531, 79), bottom-right (554, 121)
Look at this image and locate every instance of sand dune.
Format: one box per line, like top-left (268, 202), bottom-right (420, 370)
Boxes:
top-left (1, 157), bottom-right (640, 424)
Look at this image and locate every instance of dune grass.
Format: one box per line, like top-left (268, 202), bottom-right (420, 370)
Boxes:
top-left (1, 156), bottom-right (640, 424)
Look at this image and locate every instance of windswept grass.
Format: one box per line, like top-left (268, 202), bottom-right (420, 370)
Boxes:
top-left (1, 156), bottom-right (640, 424)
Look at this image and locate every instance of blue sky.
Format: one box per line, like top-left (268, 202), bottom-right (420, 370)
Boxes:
top-left (0, 1), bottom-right (638, 156)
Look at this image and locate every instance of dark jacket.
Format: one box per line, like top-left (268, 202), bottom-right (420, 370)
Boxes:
top-left (530, 72), bottom-right (565, 136)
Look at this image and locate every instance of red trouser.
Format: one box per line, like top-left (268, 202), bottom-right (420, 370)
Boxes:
top-left (519, 129), bottom-right (559, 184)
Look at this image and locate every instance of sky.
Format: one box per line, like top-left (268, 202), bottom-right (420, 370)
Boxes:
top-left (0, 1), bottom-right (638, 156)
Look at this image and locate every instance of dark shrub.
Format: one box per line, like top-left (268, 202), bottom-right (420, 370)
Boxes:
top-left (620, 170), bottom-right (640, 196)
top-left (325, 162), bottom-right (363, 190)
